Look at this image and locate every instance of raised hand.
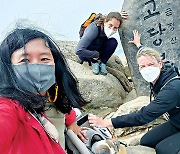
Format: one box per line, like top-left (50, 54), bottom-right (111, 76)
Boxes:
top-left (128, 29), bottom-right (141, 47)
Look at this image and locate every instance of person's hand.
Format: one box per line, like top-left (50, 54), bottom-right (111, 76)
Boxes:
top-left (120, 10), bottom-right (128, 19)
top-left (88, 114), bottom-right (113, 128)
top-left (67, 122), bottom-right (88, 143)
top-left (128, 30), bottom-right (141, 47)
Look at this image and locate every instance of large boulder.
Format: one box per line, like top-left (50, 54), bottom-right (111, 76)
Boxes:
top-left (67, 59), bottom-right (127, 108)
top-left (57, 41), bottom-right (79, 62)
top-left (120, 0), bottom-right (180, 95)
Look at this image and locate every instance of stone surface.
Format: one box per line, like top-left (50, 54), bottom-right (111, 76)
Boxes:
top-left (126, 145), bottom-right (155, 154)
top-left (67, 59), bottom-right (127, 108)
top-left (120, 0), bottom-right (180, 95)
top-left (56, 41), bottom-right (79, 62)
top-left (107, 66), bottom-right (132, 92)
top-left (106, 55), bottom-right (125, 75)
top-left (119, 55), bottom-right (132, 78)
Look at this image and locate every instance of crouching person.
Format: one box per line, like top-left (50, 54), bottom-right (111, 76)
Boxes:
top-left (75, 11), bottom-right (127, 75)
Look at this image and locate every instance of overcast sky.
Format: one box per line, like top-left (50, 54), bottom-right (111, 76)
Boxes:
top-left (0, 0), bottom-right (125, 56)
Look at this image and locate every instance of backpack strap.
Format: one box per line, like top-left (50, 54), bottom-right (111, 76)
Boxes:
top-left (95, 24), bottom-right (102, 38)
top-left (160, 75), bottom-right (180, 91)
top-left (150, 75), bottom-right (180, 102)
top-left (160, 75), bottom-right (180, 120)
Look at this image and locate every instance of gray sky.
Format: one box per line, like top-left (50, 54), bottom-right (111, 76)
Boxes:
top-left (0, 0), bottom-right (125, 56)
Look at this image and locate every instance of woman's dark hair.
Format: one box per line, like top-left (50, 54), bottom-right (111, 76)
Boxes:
top-left (0, 28), bottom-right (88, 113)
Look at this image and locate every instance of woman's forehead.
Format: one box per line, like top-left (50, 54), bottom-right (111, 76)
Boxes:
top-left (11, 38), bottom-right (52, 60)
top-left (25, 38), bottom-right (46, 47)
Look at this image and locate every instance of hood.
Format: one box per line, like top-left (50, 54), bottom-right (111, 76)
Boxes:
top-left (152, 63), bottom-right (179, 94)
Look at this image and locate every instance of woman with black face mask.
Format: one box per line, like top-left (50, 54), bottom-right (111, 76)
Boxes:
top-left (0, 28), bottom-right (88, 153)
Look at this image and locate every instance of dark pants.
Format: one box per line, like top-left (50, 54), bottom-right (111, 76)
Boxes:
top-left (140, 121), bottom-right (180, 154)
top-left (78, 38), bottom-right (117, 64)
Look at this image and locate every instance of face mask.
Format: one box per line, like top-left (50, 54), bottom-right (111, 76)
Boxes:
top-left (12, 64), bottom-right (56, 93)
top-left (140, 66), bottom-right (160, 83)
top-left (104, 25), bottom-right (116, 38)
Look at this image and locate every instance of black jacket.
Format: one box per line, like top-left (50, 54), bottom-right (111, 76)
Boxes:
top-left (112, 63), bottom-right (180, 129)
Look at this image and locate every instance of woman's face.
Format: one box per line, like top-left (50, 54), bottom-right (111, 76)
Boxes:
top-left (137, 55), bottom-right (163, 84)
top-left (104, 18), bottom-right (121, 32)
top-left (11, 38), bottom-right (55, 65)
top-left (11, 38), bottom-right (55, 96)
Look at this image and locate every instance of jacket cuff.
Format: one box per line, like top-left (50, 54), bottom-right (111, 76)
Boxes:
top-left (111, 116), bottom-right (125, 129)
top-left (111, 117), bottom-right (119, 128)
top-left (65, 109), bottom-right (76, 126)
top-left (136, 43), bottom-right (142, 49)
